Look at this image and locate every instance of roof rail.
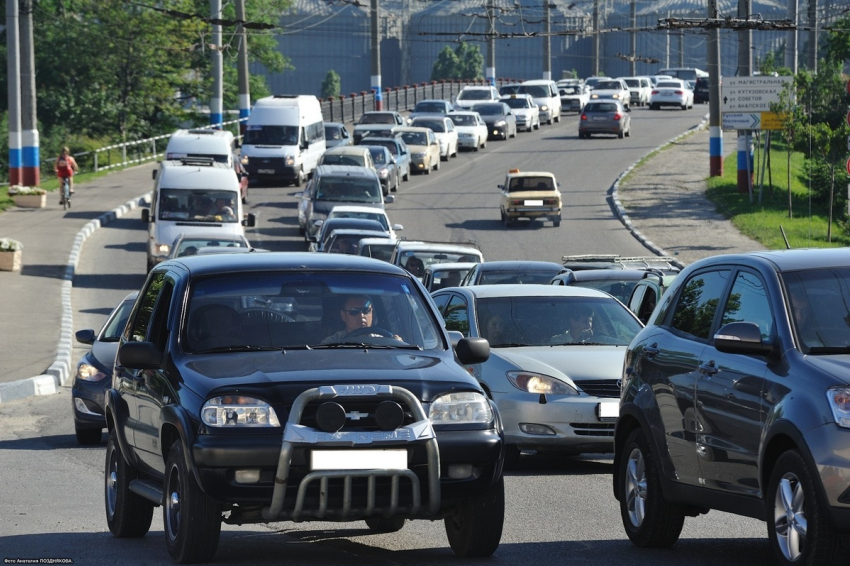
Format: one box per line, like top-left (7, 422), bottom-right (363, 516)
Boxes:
top-left (177, 156), bottom-right (217, 167)
top-left (561, 254), bottom-right (678, 269)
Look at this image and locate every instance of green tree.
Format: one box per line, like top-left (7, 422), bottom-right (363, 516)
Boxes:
top-left (321, 70), bottom-right (341, 98)
top-left (455, 43), bottom-right (484, 80)
top-left (431, 46), bottom-right (460, 81)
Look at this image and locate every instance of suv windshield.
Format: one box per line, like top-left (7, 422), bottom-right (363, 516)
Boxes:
top-left (458, 90), bottom-right (493, 100)
top-left (596, 81), bottom-right (622, 90)
top-left (784, 268), bottom-right (850, 354)
top-left (503, 98), bottom-right (532, 109)
top-left (517, 85), bottom-right (549, 98)
top-left (184, 272), bottom-right (442, 351)
top-left (414, 102), bottom-right (446, 114)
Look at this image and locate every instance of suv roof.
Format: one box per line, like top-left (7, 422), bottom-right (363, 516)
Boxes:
top-left (313, 164), bottom-right (380, 180)
top-left (560, 254), bottom-right (681, 273)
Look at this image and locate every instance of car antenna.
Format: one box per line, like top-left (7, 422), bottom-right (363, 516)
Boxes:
top-left (779, 225), bottom-right (791, 249)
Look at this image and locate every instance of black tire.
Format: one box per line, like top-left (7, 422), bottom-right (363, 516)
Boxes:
top-left (618, 428), bottom-right (685, 548)
top-left (502, 213), bottom-right (512, 227)
top-left (403, 171), bottom-right (409, 182)
top-left (767, 450), bottom-right (842, 566)
top-left (547, 118), bottom-right (553, 125)
top-left (444, 475), bottom-right (504, 557)
top-left (105, 431), bottom-right (154, 537)
top-left (534, 122), bottom-right (540, 130)
top-left (625, 128), bottom-right (631, 138)
top-left (618, 131), bottom-right (625, 139)
top-left (164, 442), bottom-right (222, 563)
top-left (503, 445), bottom-right (521, 469)
top-left (554, 114), bottom-right (561, 123)
top-left (553, 218), bottom-right (561, 227)
top-left (425, 162), bottom-right (431, 175)
top-left (441, 152), bottom-right (448, 162)
top-left (434, 158), bottom-right (440, 171)
top-left (76, 426), bottom-right (103, 445)
top-left (365, 515), bottom-right (406, 533)
top-left (292, 168), bottom-right (303, 187)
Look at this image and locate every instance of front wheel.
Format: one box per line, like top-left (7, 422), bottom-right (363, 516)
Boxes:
top-left (105, 432), bottom-right (154, 537)
top-left (292, 168), bottom-right (303, 187)
top-left (767, 450), bottom-right (843, 566)
top-left (444, 475), bottom-right (504, 557)
top-left (618, 428), bottom-right (685, 548)
top-left (164, 442), bottom-right (222, 563)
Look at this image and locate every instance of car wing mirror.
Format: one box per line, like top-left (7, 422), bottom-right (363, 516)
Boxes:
top-left (714, 322), bottom-right (773, 356)
top-left (392, 223), bottom-right (403, 231)
top-left (75, 329), bottom-right (96, 345)
top-left (118, 341), bottom-right (163, 370)
top-left (152, 169), bottom-right (158, 180)
top-left (385, 194), bottom-right (394, 204)
top-left (242, 213), bottom-right (257, 228)
top-left (455, 337), bottom-right (490, 365)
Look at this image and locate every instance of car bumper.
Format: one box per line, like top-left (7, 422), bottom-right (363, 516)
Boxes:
top-left (651, 98), bottom-right (686, 107)
top-left (808, 423), bottom-right (850, 530)
top-left (410, 157), bottom-right (430, 171)
top-left (488, 126), bottom-right (509, 139)
top-left (579, 122), bottom-right (626, 134)
top-left (494, 393), bottom-right (616, 452)
top-left (457, 135), bottom-right (478, 148)
top-left (245, 163), bottom-right (299, 181)
top-left (71, 377), bottom-right (108, 429)
top-left (505, 206), bottom-right (560, 220)
top-left (562, 100), bottom-right (583, 112)
top-left (539, 110), bottom-right (553, 121)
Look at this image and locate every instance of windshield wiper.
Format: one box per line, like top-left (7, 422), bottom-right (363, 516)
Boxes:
top-left (309, 342), bottom-right (422, 350)
top-left (549, 341), bottom-right (606, 346)
top-left (489, 342), bottom-right (533, 348)
top-left (805, 345), bottom-right (850, 354)
top-left (197, 345), bottom-right (287, 353)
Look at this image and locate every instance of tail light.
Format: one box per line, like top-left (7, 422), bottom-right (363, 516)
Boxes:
top-left (511, 199), bottom-right (522, 206)
top-left (651, 90), bottom-right (659, 95)
top-left (580, 114), bottom-right (587, 121)
top-left (543, 198), bottom-right (558, 206)
top-left (675, 90), bottom-right (683, 95)
top-left (613, 113), bottom-right (622, 121)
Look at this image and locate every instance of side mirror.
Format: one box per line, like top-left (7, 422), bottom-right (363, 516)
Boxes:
top-left (385, 194), bottom-right (394, 204)
top-left (151, 169), bottom-right (158, 180)
top-left (294, 192), bottom-right (303, 198)
top-left (714, 322), bottom-right (773, 356)
top-left (141, 208), bottom-right (150, 223)
top-left (455, 337), bottom-right (490, 365)
top-left (75, 329), bottom-right (96, 345)
top-left (392, 223), bottom-right (403, 231)
top-left (242, 213), bottom-right (257, 228)
top-left (118, 341), bottom-right (163, 370)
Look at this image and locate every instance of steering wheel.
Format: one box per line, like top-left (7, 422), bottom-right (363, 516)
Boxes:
top-left (344, 326), bottom-right (395, 339)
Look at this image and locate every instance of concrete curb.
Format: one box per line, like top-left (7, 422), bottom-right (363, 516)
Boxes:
top-left (0, 193), bottom-right (151, 404)
top-left (609, 114), bottom-right (710, 271)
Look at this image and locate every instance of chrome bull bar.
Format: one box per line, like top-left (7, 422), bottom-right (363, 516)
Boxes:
top-left (262, 384), bottom-right (441, 521)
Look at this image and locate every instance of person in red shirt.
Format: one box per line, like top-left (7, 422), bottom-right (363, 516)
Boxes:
top-left (54, 146), bottom-right (79, 202)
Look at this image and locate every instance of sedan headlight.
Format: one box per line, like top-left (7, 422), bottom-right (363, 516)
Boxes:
top-left (155, 243), bottom-right (170, 255)
top-left (284, 154), bottom-right (295, 166)
top-left (429, 392), bottom-right (493, 424)
top-left (495, 120), bottom-right (506, 127)
top-left (201, 396), bottom-right (281, 427)
top-left (827, 387), bottom-right (850, 428)
top-left (506, 371), bottom-right (578, 395)
top-left (77, 362), bottom-right (107, 382)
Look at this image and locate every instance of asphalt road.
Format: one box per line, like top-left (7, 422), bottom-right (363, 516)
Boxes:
top-left (0, 105), bottom-right (774, 565)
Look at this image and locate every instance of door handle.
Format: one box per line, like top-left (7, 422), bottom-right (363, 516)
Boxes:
top-left (643, 343), bottom-right (659, 358)
top-left (699, 361), bottom-right (718, 377)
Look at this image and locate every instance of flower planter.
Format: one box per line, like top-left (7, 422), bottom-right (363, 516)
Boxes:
top-left (0, 250), bottom-right (22, 271)
top-left (13, 194), bottom-right (47, 208)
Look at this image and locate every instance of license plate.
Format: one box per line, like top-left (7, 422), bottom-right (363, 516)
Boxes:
top-left (525, 200), bottom-right (543, 206)
top-left (311, 449), bottom-right (407, 471)
top-left (592, 116), bottom-right (607, 121)
top-left (598, 401), bottom-right (619, 420)
top-left (257, 168), bottom-right (275, 174)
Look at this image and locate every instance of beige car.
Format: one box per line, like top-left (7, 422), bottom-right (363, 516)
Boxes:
top-left (396, 126), bottom-right (441, 174)
top-left (498, 169), bottom-right (562, 227)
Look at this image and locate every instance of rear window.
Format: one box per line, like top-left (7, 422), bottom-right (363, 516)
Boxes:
top-left (458, 89), bottom-right (493, 101)
top-left (316, 178), bottom-right (381, 203)
top-left (414, 120), bottom-right (446, 133)
top-left (414, 102), bottom-right (447, 114)
top-left (359, 113), bottom-right (396, 125)
top-left (517, 85), bottom-right (549, 98)
top-left (584, 103), bottom-right (618, 113)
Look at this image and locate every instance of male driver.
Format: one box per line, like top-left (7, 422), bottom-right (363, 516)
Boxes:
top-left (551, 304), bottom-right (594, 344)
top-left (322, 295), bottom-right (400, 344)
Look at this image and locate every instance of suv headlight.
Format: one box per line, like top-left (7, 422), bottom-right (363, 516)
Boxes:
top-left (827, 387), bottom-right (850, 428)
top-left (284, 154), bottom-right (295, 166)
top-left (540, 105), bottom-right (549, 112)
top-left (77, 362), bottom-right (107, 382)
top-left (155, 244), bottom-right (170, 255)
top-left (506, 371), bottom-right (578, 395)
top-left (495, 120), bottom-right (506, 127)
top-left (429, 392), bottom-right (492, 424)
top-left (201, 396), bottom-right (281, 427)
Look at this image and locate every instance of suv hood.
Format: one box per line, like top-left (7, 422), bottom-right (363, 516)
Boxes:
top-left (803, 356), bottom-right (850, 386)
top-left (182, 349), bottom-right (480, 402)
top-left (492, 346), bottom-right (626, 383)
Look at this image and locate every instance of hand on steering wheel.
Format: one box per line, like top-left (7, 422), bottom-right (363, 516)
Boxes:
top-left (344, 326), bottom-right (395, 339)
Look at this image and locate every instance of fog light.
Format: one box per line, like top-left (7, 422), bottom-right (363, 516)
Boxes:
top-left (519, 423), bottom-right (556, 435)
top-left (316, 402), bottom-right (346, 433)
top-left (448, 464), bottom-right (473, 479)
top-left (234, 469), bottom-right (261, 484)
top-left (74, 397), bottom-right (100, 416)
top-left (375, 400), bottom-right (405, 431)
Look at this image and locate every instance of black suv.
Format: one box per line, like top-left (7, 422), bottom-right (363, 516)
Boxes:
top-left (104, 252), bottom-right (504, 563)
top-left (694, 76), bottom-right (710, 104)
top-left (615, 249), bottom-right (850, 566)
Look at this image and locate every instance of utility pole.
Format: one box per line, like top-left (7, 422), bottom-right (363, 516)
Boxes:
top-left (210, 0), bottom-right (223, 128)
top-left (665, 12), bottom-right (670, 68)
top-left (543, 2), bottom-right (551, 80)
top-left (737, 0), bottom-right (753, 195)
top-left (486, 0), bottom-right (495, 85)
top-left (629, 0), bottom-right (636, 76)
top-left (6, 0), bottom-right (21, 186)
top-left (20, 0), bottom-right (38, 186)
top-left (371, 0), bottom-right (382, 109)
top-left (235, 0), bottom-right (250, 136)
top-left (784, 0), bottom-right (797, 73)
top-left (678, 30), bottom-right (684, 67)
top-left (592, 0), bottom-right (599, 76)
top-left (708, 0), bottom-right (723, 176)
top-left (807, 0), bottom-right (818, 72)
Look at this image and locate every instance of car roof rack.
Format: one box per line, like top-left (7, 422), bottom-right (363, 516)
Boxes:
top-left (401, 239), bottom-right (480, 250)
top-left (177, 156), bottom-right (217, 167)
top-left (561, 254), bottom-right (679, 271)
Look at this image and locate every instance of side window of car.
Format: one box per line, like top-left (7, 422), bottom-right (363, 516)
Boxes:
top-left (669, 269), bottom-right (732, 340)
top-left (721, 270), bottom-right (774, 340)
top-left (431, 293), bottom-right (451, 316)
top-left (444, 295), bottom-right (470, 337)
top-left (128, 273), bottom-right (175, 345)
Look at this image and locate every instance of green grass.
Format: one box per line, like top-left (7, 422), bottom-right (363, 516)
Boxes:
top-left (705, 141), bottom-right (850, 249)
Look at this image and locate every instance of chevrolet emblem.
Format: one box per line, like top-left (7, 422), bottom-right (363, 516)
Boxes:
top-left (346, 411), bottom-right (369, 421)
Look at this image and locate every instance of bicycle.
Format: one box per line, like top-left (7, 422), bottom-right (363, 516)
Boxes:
top-left (61, 177), bottom-right (71, 210)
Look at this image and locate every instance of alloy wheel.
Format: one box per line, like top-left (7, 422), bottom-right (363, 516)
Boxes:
top-left (625, 447), bottom-right (647, 527)
top-left (773, 472), bottom-right (807, 562)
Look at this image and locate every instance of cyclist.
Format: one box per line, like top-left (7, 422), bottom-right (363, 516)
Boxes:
top-left (55, 147), bottom-right (79, 203)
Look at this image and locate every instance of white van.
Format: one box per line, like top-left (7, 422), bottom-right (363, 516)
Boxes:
top-left (240, 95), bottom-right (325, 187)
top-left (518, 79), bottom-right (562, 125)
top-left (165, 128), bottom-right (249, 203)
top-left (143, 157), bottom-right (256, 271)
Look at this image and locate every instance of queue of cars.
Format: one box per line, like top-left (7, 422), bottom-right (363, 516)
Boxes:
top-left (72, 84), bottom-right (850, 566)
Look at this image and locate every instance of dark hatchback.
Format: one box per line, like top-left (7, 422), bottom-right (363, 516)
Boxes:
top-left (471, 102), bottom-right (517, 140)
top-left (614, 249), bottom-right (850, 566)
top-left (104, 253), bottom-right (504, 563)
top-left (71, 291), bottom-right (138, 445)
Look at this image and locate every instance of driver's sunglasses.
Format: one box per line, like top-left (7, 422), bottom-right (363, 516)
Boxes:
top-left (345, 306), bottom-right (372, 316)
